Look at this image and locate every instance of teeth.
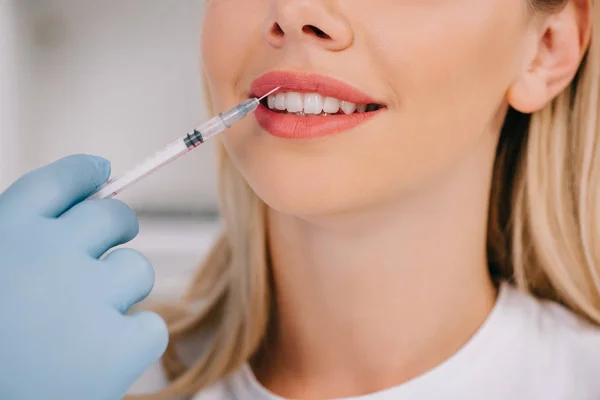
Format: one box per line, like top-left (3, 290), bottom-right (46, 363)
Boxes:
top-left (285, 92), bottom-right (304, 113)
top-left (323, 97), bottom-right (340, 114)
top-left (274, 93), bottom-right (286, 111)
top-left (340, 101), bottom-right (357, 115)
top-left (303, 93), bottom-right (324, 115)
top-left (266, 92), bottom-right (377, 115)
top-left (268, 95), bottom-right (276, 110)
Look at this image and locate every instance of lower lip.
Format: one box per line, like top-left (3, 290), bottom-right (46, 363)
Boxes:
top-left (254, 104), bottom-right (383, 139)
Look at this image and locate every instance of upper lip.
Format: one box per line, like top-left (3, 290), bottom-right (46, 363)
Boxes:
top-left (250, 71), bottom-right (384, 105)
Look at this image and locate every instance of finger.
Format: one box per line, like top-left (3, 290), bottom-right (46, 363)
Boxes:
top-left (59, 199), bottom-right (139, 258)
top-left (0, 154), bottom-right (111, 218)
top-left (120, 311), bottom-right (169, 370)
top-left (101, 248), bottom-right (155, 313)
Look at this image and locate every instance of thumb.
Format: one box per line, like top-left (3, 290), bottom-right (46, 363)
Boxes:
top-left (0, 154), bottom-right (111, 218)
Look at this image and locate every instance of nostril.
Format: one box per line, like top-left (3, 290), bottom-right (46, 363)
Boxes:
top-left (302, 25), bottom-right (332, 40)
top-left (270, 23), bottom-right (285, 37)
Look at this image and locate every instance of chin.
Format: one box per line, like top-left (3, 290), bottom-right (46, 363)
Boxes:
top-left (252, 179), bottom-right (348, 218)
top-left (247, 167), bottom-right (395, 220)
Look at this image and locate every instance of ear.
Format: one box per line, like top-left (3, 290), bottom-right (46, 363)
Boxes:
top-left (507, 0), bottom-right (592, 114)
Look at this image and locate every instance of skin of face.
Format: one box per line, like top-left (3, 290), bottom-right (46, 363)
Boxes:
top-left (201, 0), bottom-right (538, 219)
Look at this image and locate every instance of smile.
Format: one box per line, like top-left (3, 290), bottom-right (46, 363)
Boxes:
top-left (250, 71), bottom-right (386, 139)
top-left (264, 92), bottom-right (383, 116)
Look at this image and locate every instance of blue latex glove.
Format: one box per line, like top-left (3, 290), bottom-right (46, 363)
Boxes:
top-left (0, 155), bottom-right (169, 400)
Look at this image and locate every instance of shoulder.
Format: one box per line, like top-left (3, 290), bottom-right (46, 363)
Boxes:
top-left (191, 380), bottom-right (233, 400)
top-left (128, 331), bottom-right (220, 399)
top-left (500, 282), bottom-right (600, 338)
top-left (538, 295), bottom-right (600, 371)
top-left (516, 285), bottom-right (600, 352)
top-left (128, 361), bottom-right (236, 400)
top-left (503, 284), bottom-right (600, 395)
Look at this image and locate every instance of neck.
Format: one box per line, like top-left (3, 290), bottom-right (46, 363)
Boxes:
top-left (254, 132), bottom-right (500, 398)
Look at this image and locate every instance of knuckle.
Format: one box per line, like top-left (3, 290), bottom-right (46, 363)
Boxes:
top-left (120, 312), bottom-right (169, 365)
top-left (83, 200), bottom-right (119, 225)
top-left (85, 199), bottom-right (139, 235)
top-left (134, 311), bottom-right (169, 347)
top-left (112, 200), bottom-right (139, 236)
top-left (117, 248), bottom-right (155, 284)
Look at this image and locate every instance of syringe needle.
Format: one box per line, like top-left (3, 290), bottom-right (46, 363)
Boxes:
top-left (87, 87), bottom-right (283, 200)
top-left (258, 86), bottom-right (281, 101)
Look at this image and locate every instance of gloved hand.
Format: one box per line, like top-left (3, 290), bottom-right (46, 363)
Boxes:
top-left (0, 155), bottom-right (169, 400)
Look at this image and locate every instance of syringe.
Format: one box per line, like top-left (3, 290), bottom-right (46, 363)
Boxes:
top-left (88, 87), bottom-right (280, 200)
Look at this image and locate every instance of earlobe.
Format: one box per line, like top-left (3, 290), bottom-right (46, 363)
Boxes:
top-left (506, 68), bottom-right (550, 114)
top-left (507, 1), bottom-right (591, 114)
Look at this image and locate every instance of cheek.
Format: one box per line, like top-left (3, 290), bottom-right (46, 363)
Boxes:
top-left (354, 0), bottom-right (530, 176)
top-left (369, 0), bottom-right (528, 134)
top-left (208, 0), bottom-right (531, 218)
top-left (201, 0), bottom-right (268, 105)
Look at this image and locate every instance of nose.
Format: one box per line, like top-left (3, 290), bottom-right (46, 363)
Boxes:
top-left (264, 0), bottom-right (354, 51)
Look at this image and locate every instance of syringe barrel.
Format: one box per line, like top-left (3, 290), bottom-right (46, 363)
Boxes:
top-left (87, 97), bottom-right (262, 200)
top-left (89, 138), bottom-right (188, 199)
top-left (198, 99), bottom-right (259, 142)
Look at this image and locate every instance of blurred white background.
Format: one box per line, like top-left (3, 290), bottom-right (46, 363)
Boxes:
top-left (0, 0), bottom-right (222, 300)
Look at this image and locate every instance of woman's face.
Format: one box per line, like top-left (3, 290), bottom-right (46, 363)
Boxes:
top-left (202, 0), bottom-right (538, 217)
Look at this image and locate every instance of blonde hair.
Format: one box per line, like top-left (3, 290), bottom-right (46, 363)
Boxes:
top-left (137, 1), bottom-right (600, 398)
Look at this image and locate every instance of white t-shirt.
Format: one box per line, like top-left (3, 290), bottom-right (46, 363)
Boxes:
top-left (132, 282), bottom-right (600, 399)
